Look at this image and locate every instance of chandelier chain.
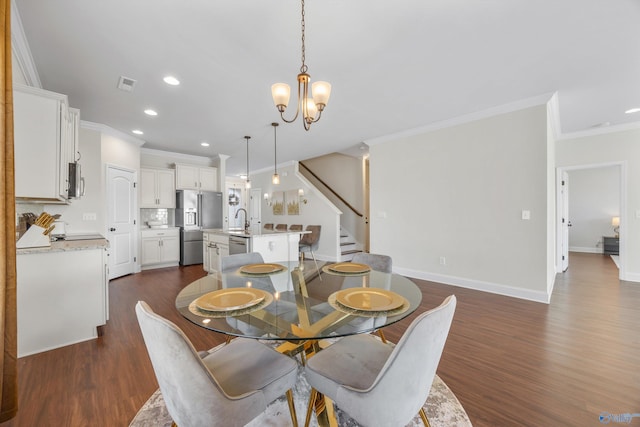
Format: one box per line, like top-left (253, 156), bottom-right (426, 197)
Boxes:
top-left (300, 0), bottom-right (307, 74)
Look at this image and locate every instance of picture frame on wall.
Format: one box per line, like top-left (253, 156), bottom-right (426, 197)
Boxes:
top-left (287, 189), bottom-right (300, 215)
top-left (272, 191), bottom-right (284, 215)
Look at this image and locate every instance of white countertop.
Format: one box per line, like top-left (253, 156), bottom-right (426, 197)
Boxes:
top-left (17, 237), bottom-right (109, 255)
top-left (203, 228), bottom-right (309, 238)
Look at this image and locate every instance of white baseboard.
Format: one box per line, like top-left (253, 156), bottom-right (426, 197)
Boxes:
top-left (394, 267), bottom-right (551, 304)
top-left (569, 247), bottom-right (602, 254)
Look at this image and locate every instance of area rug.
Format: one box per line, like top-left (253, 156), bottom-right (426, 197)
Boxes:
top-left (130, 342), bottom-right (472, 427)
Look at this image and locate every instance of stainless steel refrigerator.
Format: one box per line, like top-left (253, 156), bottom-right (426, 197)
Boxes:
top-left (175, 190), bottom-right (223, 265)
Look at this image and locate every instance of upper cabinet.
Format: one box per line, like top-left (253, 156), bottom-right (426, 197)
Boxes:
top-left (14, 84), bottom-right (78, 203)
top-left (140, 168), bottom-right (176, 208)
top-left (175, 163), bottom-right (217, 192)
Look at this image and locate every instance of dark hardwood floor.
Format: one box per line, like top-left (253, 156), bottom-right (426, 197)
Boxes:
top-left (2, 253), bottom-right (639, 426)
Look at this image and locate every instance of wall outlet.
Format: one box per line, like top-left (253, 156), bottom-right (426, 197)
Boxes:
top-left (439, 256), bottom-right (446, 265)
top-left (83, 213), bottom-right (97, 221)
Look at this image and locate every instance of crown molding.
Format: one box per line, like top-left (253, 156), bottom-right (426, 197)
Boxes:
top-left (140, 147), bottom-right (220, 164)
top-left (557, 120), bottom-right (640, 141)
top-left (365, 92), bottom-right (556, 146)
top-left (10, 0), bottom-right (42, 88)
top-left (80, 120), bottom-right (146, 146)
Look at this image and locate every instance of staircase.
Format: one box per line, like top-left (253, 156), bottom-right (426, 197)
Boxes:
top-left (340, 227), bottom-right (362, 261)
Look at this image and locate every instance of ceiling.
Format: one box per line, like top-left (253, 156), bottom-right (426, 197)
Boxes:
top-left (13, 0), bottom-right (640, 176)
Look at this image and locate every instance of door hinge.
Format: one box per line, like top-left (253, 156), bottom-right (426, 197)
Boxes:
top-left (134, 256), bottom-right (137, 262)
top-left (562, 255), bottom-right (565, 260)
top-left (561, 180), bottom-right (565, 186)
top-left (133, 182), bottom-right (137, 188)
top-left (134, 219), bottom-right (136, 225)
top-left (562, 218), bottom-right (565, 223)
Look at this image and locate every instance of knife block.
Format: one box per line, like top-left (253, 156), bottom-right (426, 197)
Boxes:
top-left (16, 225), bottom-right (51, 249)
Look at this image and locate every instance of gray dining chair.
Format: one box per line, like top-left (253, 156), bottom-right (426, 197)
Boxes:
top-left (351, 252), bottom-right (392, 273)
top-left (135, 301), bottom-right (299, 427)
top-left (304, 295), bottom-right (457, 427)
top-left (299, 225), bottom-right (321, 275)
top-left (221, 252), bottom-right (264, 273)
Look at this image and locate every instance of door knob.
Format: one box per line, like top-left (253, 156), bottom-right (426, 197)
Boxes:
top-left (109, 227), bottom-right (116, 232)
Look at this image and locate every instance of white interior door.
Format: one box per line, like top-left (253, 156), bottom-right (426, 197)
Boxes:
top-left (250, 188), bottom-right (262, 233)
top-left (107, 166), bottom-right (136, 279)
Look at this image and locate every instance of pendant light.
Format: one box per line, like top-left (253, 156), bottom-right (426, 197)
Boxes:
top-left (272, 123), bottom-right (280, 185)
top-left (244, 136), bottom-right (251, 189)
top-left (271, 0), bottom-right (331, 131)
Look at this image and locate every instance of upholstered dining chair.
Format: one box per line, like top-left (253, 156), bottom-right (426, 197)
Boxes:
top-left (299, 225), bottom-right (321, 274)
top-left (275, 223), bottom-right (288, 231)
top-left (221, 252), bottom-right (264, 273)
top-left (264, 223), bottom-right (274, 230)
top-left (304, 295), bottom-right (457, 427)
top-left (135, 301), bottom-right (299, 427)
top-left (351, 252), bottom-right (392, 273)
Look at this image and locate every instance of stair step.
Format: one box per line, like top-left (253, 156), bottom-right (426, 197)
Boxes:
top-left (341, 249), bottom-right (361, 255)
top-left (340, 241), bottom-right (356, 247)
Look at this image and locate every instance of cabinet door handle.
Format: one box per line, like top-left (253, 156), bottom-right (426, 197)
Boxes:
top-left (109, 228), bottom-right (116, 232)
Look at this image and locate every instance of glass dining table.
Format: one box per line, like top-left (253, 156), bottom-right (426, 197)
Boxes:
top-left (175, 259), bottom-right (423, 426)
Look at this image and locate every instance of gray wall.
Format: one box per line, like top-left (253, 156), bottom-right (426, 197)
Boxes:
top-left (369, 105), bottom-right (553, 302)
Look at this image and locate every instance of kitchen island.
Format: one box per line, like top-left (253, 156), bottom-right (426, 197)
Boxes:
top-left (16, 236), bottom-right (109, 357)
top-left (202, 229), bottom-right (307, 275)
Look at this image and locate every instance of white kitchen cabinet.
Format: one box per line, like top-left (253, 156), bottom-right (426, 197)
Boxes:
top-left (141, 228), bottom-right (180, 269)
top-left (140, 168), bottom-right (176, 208)
top-left (203, 232), bottom-right (229, 275)
top-left (14, 84), bottom-right (73, 202)
top-left (17, 246), bottom-right (108, 357)
top-left (175, 163), bottom-right (218, 191)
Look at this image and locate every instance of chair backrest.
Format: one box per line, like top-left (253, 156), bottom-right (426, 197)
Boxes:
top-left (221, 252), bottom-right (264, 273)
top-left (347, 295), bottom-right (457, 426)
top-left (300, 225), bottom-right (321, 247)
top-left (351, 252), bottom-right (392, 273)
top-left (263, 223), bottom-right (274, 230)
top-left (135, 301), bottom-right (264, 426)
top-left (275, 224), bottom-right (287, 231)
top-left (289, 224), bottom-right (303, 231)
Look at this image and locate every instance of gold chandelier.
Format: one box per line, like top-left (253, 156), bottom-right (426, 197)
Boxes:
top-left (271, 0), bottom-right (331, 131)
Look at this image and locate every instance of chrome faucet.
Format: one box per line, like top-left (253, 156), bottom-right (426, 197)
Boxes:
top-left (235, 208), bottom-right (250, 231)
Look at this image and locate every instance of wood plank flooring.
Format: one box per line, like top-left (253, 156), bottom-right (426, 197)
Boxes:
top-left (2, 252), bottom-right (639, 426)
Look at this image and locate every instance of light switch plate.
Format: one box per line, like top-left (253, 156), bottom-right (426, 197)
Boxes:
top-left (522, 210), bottom-right (531, 220)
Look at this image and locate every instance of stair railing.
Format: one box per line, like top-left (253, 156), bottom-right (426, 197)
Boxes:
top-left (299, 162), bottom-right (364, 218)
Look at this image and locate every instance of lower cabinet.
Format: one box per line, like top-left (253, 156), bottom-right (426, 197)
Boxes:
top-left (141, 228), bottom-right (180, 269)
top-left (17, 247), bottom-right (108, 357)
top-left (203, 232), bottom-right (229, 275)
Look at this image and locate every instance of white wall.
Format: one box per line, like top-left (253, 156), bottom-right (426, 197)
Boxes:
top-left (248, 163), bottom-right (342, 261)
top-left (567, 167), bottom-right (620, 252)
top-left (556, 128), bottom-right (640, 281)
top-left (302, 153), bottom-right (366, 244)
top-left (370, 104), bottom-right (552, 302)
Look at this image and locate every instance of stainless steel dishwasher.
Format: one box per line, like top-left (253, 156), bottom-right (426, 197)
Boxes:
top-left (229, 235), bottom-right (250, 254)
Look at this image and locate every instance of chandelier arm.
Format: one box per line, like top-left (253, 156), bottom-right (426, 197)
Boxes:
top-left (278, 78), bottom-right (303, 123)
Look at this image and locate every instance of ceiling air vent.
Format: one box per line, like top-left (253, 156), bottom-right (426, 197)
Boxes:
top-left (117, 76), bottom-right (137, 92)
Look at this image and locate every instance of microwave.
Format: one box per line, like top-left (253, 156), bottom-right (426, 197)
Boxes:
top-left (68, 162), bottom-right (84, 199)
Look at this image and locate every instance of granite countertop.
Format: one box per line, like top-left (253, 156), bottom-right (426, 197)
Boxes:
top-left (17, 238), bottom-right (109, 255)
top-left (203, 228), bottom-right (308, 237)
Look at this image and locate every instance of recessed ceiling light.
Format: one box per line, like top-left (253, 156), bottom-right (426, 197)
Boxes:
top-left (163, 76), bottom-right (180, 86)
top-left (625, 107), bottom-right (640, 114)
top-left (132, 129), bottom-right (144, 135)
top-left (144, 109), bottom-right (158, 116)
top-left (201, 142), bottom-right (210, 147)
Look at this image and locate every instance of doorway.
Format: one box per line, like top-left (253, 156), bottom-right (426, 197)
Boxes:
top-left (557, 162), bottom-right (625, 279)
top-left (106, 165), bottom-right (137, 279)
